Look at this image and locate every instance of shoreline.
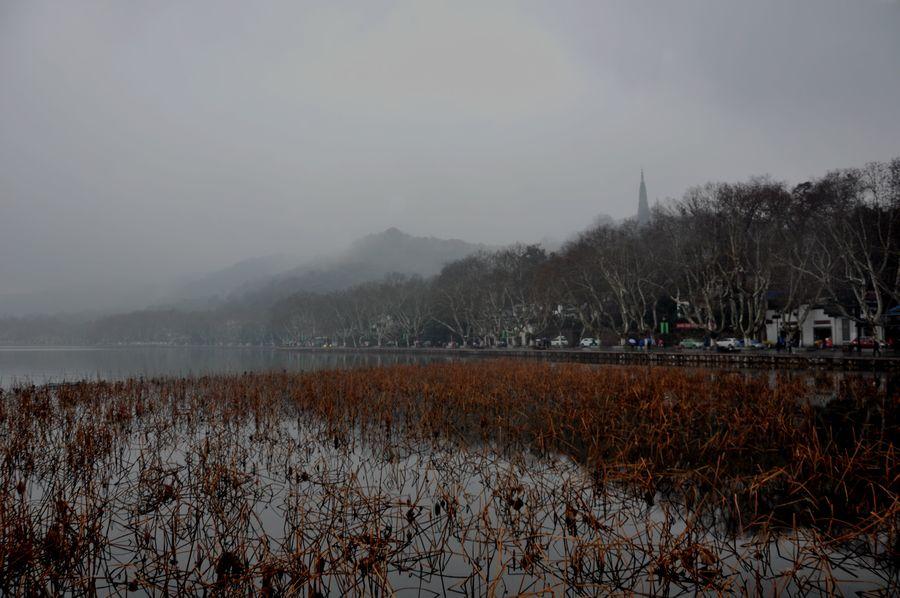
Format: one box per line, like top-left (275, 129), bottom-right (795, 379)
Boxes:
top-left (279, 345), bottom-right (900, 371)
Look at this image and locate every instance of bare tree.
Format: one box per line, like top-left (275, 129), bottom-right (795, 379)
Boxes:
top-left (263, 157), bottom-right (898, 353)
top-left (391, 275), bottom-right (432, 346)
top-left (558, 224), bottom-right (662, 343)
top-left (716, 179), bottom-right (789, 342)
top-left (806, 160), bottom-right (900, 339)
top-left (658, 185), bottom-right (729, 338)
top-left (481, 245), bottom-right (549, 345)
top-left (431, 255), bottom-right (490, 344)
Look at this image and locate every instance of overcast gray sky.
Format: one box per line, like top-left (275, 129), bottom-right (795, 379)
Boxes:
top-left (2, 0), bottom-right (899, 307)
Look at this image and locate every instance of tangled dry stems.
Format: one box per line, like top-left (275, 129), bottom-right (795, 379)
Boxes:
top-left (0, 360), bottom-right (897, 595)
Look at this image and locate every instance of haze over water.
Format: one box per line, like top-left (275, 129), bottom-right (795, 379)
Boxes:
top-left (2, 0), bottom-right (899, 317)
top-left (0, 346), bottom-right (454, 388)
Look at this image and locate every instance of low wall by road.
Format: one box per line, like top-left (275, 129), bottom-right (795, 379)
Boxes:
top-left (280, 346), bottom-right (900, 371)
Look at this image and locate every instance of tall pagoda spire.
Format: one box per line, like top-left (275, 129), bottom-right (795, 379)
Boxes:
top-left (637, 169), bottom-right (650, 225)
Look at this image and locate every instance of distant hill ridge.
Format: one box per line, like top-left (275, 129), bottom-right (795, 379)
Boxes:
top-left (0, 228), bottom-right (491, 318)
top-left (185, 228), bottom-right (491, 309)
top-left (334, 227), bottom-right (487, 278)
top-left (170, 254), bottom-right (298, 307)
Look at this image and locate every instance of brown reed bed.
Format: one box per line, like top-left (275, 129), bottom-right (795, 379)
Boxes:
top-left (0, 360), bottom-right (897, 595)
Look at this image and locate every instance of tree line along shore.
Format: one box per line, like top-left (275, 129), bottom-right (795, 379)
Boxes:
top-left (3, 158), bottom-right (898, 350)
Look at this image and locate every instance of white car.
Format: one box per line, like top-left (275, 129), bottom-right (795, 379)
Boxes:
top-left (550, 335), bottom-right (568, 348)
top-left (715, 337), bottom-right (739, 350)
top-left (580, 337), bottom-right (599, 347)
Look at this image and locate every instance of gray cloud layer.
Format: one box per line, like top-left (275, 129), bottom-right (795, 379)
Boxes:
top-left (2, 0), bottom-right (899, 308)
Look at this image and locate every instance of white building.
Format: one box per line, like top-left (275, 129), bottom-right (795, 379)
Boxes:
top-left (764, 304), bottom-right (880, 346)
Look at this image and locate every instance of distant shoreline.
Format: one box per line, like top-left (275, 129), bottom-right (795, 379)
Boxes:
top-left (279, 345), bottom-right (900, 371)
top-left (1, 343), bottom-right (895, 371)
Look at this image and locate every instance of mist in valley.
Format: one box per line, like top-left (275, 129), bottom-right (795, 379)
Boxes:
top-left (1, 0), bottom-right (899, 340)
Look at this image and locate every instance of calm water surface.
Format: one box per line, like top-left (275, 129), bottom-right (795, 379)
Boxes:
top-left (0, 346), bottom-right (454, 388)
top-left (1, 345), bottom-right (893, 399)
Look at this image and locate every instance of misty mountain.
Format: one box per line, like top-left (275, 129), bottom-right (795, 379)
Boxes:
top-left (231, 228), bottom-right (490, 308)
top-left (0, 228), bottom-right (492, 318)
top-left (0, 281), bottom-right (168, 319)
top-left (341, 227), bottom-right (490, 277)
top-left (168, 254), bottom-right (299, 308)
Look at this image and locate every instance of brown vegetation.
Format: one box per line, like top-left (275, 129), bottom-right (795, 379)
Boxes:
top-left (1, 361), bottom-right (897, 595)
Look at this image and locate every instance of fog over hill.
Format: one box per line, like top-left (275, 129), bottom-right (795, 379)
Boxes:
top-left (0, 228), bottom-right (491, 318)
top-left (0, 284), bottom-right (156, 320)
top-left (167, 254), bottom-right (301, 309)
top-left (5, 1), bottom-right (898, 320)
top-left (214, 228), bottom-right (492, 311)
top-left (346, 227), bottom-right (491, 277)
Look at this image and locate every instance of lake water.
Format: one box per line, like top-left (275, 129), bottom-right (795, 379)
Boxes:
top-left (3, 359), bottom-right (893, 594)
top-left (2, 346), bottom-right (892, 394)
top-left (0, 346), bottom-right (455, 388)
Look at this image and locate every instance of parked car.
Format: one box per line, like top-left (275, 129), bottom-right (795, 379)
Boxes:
top-left (744, 339), bottom-right (765, 350)
top-left (550, 335), bottom-right (568, 348)
top-left (628, 337), bottom-right (655, 348)
top-left (715, 337), bottom-right (739, 351)
top-left (850, 337), bottom-right (877, 348)
top-left (495, 339), bottom-right (508, 348)
top-left (532, 337), bottom-right (550, 350)
top-left (679, 338), bottom-right (703, 349)
top-left (579, 337), bottom-right (599, 347)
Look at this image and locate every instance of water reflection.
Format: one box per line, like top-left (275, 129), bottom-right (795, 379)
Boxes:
top-left (0, 346), bottom-right (457, 388)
